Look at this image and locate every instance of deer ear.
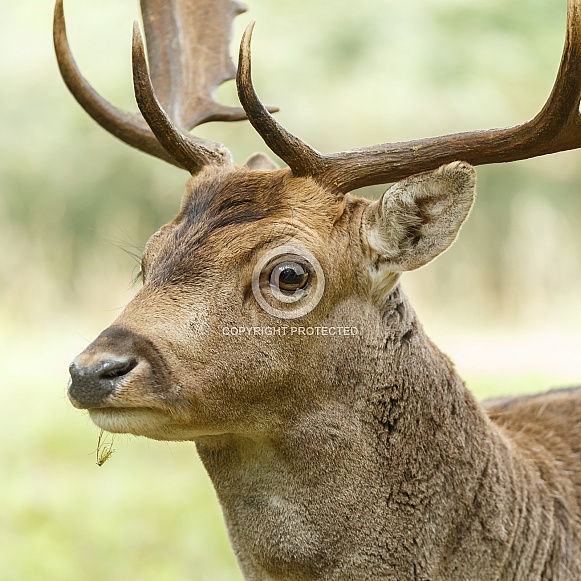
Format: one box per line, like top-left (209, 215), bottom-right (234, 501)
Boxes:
top-left (244, 152), bottom-right (279, 170)
top-left (363, 162), bottom-right (476, 272)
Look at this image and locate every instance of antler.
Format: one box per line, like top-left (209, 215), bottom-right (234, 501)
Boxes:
top-left (237, 0), bottom-right (581, 193)
top-left (53, 0), bottom-right (278, 173)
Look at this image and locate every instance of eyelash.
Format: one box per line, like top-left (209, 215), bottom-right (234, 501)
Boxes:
top-left (132, 268), bottom-right (143, 286)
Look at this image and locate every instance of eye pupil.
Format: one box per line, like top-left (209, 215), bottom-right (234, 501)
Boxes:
top-left (280, 267), bottom-right (303, 284)
top-left (271, 262), bottom-right (309, 292)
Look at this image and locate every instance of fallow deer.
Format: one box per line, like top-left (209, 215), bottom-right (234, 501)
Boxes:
top-left (55, 0), bottom-right (581, 579)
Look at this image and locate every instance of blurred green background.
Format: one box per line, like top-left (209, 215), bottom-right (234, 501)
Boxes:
top-left (1, 0), bottom-right (580, 579)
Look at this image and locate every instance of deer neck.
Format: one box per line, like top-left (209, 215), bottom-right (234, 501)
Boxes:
top-left (195, 285), bottom-right (517, 580)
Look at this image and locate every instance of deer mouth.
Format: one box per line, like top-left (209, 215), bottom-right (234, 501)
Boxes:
top-left (89, 406), bottom-right (164, 432)
top-left (87, 406), bottom-right (196, 441)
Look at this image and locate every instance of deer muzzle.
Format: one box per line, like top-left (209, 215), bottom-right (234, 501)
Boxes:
top-left (67, 325), bottom-right (168, 410)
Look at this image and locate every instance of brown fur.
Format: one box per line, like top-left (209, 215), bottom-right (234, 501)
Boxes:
top-left (69, 163), bottom-right (581, 580)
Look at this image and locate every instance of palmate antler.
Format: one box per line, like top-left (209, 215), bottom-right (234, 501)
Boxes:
top-left (53, 0), bottom-right (278, 174)
top-left (237, 0), bottom-right (581, 193)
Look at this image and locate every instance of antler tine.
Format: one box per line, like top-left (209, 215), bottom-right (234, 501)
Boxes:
top-left (53, 0), bottom-right (179, 167)
top-left (132, 23), bottom-right (231, 173)
top-left (237, 22), bottom-right (324, 176)
top-left (534, 0), bottom-right (581, 145)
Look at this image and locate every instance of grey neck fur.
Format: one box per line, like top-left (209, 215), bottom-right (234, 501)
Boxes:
top-left (196, 285), bottom-right (578, 580)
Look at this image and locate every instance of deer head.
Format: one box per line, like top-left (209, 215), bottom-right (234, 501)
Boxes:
top-left (55, 0), bottom-right (581, 442)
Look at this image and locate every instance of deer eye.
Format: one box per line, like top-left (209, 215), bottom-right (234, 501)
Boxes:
top-left (270, 262), bottom-right (309, 292)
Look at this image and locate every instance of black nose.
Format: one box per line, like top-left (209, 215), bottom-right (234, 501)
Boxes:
top-left (68, 357), bottom-right (137, 408)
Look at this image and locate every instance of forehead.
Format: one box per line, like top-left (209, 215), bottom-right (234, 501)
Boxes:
top-left (179, 167), bottom-right (289, 236)
top-left (143, 167), bottom-right (339, 285)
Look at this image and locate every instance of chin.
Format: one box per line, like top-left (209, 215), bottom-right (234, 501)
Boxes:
top-left (88, 408), bottom-right (198, 441)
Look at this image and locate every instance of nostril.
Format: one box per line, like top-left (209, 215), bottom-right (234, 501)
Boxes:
top-left (97, 358), bottom-right (138, 380)
top-left (69, 357), bottom-right (138, 383)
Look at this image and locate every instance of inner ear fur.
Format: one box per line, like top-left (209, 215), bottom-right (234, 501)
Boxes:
top-left (363, 161), bottom-right (476, 272)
